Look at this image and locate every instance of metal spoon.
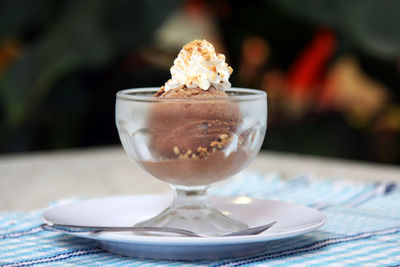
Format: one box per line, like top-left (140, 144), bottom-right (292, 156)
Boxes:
top-left (41, 221), bottom-right (276, 237)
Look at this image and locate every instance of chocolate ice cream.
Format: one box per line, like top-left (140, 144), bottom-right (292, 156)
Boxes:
top-left (141, 40), bottom-right (251, 186)
top-left (149, 85), bottom-right (241, 159)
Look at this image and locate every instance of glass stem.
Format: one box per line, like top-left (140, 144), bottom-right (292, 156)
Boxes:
top-left (171, 185), bottom-right (210, 209)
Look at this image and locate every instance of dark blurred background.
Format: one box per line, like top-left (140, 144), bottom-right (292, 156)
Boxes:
top-left (1, 0), bottom-right (400, 164)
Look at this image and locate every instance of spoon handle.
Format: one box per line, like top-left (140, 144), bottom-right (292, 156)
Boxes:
top-left (41, 223), bottom-right (201, 236)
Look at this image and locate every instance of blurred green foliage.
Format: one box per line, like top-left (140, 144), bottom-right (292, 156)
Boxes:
top-left (0, 0), bottom-right (180, 151)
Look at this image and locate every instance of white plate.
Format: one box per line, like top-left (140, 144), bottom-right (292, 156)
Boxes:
top-left (42, 194), bottom-right (326, 260)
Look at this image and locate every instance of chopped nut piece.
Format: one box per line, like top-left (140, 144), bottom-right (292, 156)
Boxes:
top-left (197, 146), bottom-right (206, 153)
top-left (179, 153), bottom-right (188, 159)
top-left (173, 146), bottom-right (180, 155)
top-left (197, 146), bottom-right (209, 158)
top-left (219, 134), bottom-right (228, 139)
top-left (210, 141), bottom-right (219, 147)
top-left (238, 136), bottom-right (243, 144)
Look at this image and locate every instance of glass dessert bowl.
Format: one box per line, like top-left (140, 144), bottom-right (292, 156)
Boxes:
top-left (115, 87), bottom-right (267, 235)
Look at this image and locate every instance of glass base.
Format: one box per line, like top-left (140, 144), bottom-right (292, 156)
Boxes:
top-left (134, 185), bottom-right (248, 236)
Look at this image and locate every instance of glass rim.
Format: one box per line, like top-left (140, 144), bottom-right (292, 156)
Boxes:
top-left (116, 87), bottom-right (267, 102)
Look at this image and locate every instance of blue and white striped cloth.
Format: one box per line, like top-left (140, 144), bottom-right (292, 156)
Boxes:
top-left (1, 172), bottom-right (399, 266)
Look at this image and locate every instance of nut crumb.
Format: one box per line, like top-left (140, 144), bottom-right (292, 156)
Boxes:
top-left (210, 141), bottom-right (219, 147)
top-left (197, 146), bottom-right (209, 158)
top-left (219, 134), bottom-right (228, 139)
top-left (179, 154), bottom-right (188, 159)
top-left (238, 136), bottom-right (243, 144)
top-left (173, 146), bottom-right (180, 155)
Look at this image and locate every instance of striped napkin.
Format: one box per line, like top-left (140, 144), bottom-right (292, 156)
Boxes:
top-left (1, 172), bottom-right (399, 266)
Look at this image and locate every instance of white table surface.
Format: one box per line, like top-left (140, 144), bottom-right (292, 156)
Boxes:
top-left (1, 146), bottom-right (399, 211)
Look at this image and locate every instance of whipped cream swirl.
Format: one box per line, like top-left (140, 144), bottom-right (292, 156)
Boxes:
top-left (164, 39), bottom-right (233, 91)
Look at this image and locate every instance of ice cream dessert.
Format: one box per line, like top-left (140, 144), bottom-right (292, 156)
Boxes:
top-left (141, 40), bottom-right (251, 186)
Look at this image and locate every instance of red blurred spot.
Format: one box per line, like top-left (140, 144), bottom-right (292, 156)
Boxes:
top-left (287, 29), bottom-right (336, 94)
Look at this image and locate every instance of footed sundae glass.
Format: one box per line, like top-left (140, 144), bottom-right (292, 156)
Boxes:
top-left (116, 87), bottom-right (267, 236)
